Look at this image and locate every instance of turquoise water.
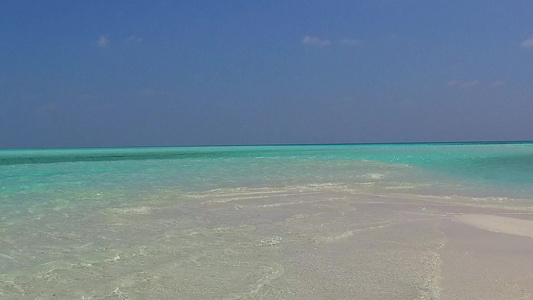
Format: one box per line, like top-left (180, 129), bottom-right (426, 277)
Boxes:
top-left (2, 142), bottom-right (532, 197)
top-left (1, 142), bottom-right (532, 220)
top-left (1, 142), bottom-right (532, 298)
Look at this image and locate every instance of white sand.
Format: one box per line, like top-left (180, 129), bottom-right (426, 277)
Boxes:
top-left (3, 188), bottom-right (533, 299)
top-left (453, 214), bottom-right (533, 239)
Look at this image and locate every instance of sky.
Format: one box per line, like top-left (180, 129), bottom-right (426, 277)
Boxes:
top-left (2, 0), bottom-right (533, 148)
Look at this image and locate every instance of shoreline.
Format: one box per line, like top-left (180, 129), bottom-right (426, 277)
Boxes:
top-left (2, 186), bottom-right (533, 299)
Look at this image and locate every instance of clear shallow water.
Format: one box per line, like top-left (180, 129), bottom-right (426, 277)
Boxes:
top-left (2, 142), bottom-right (532, 198)
top-left (1, 143), bottom-right (532, 298)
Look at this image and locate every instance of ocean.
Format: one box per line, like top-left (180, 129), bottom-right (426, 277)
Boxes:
top-left (1, 142), bottom-right (532, 298)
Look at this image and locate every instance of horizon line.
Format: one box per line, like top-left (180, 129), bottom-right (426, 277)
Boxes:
top-left (2, 139), bottom-right (533, 151)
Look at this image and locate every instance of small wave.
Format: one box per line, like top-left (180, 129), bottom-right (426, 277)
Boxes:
top-left (359, 173), bottom-right (387, 179)
top-left (108, 206), bottom-right (153, 215)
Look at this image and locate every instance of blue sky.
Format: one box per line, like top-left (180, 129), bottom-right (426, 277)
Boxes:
top-left (2, 1), bottom-right (533, 148)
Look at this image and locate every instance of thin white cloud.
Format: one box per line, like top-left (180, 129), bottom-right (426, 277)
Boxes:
top-left (522, 37), bottom-right (533, 48)
top-left (461, 80), bottom-right (481, 87)
top-left (139, 88), bottom-right (156, 97)
top-left (126, 35), bottom-right (143, 43)
top-left (447, 80), bottom-right (460, 87)
top-left (447, 79), bottom-right (481, 88)
top-left (340, 39), bottom-right (362, 46)
top-left (97, 34), bottom-right (109, 47)
top-left (302, 36), bottom-right (330, 47)
top-left (34, 102), bottom-right (58, 115)
top-left (490, 80), bottom-right (506, 87)
top-left (139, 88), bottom-right (172, 97)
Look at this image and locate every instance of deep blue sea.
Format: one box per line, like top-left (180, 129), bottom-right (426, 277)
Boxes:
top-left (1, 143), bottom-right (532, 298)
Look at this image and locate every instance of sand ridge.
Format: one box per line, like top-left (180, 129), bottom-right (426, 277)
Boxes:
top-left (453, 214), bottom-right (533, 239)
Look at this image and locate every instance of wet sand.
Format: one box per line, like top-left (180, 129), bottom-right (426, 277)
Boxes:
top-left (1, 187), bottom-right (533, 299)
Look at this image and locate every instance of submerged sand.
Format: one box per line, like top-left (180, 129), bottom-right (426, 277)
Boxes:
top-left (1, 186), bottom-right (533, 299)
